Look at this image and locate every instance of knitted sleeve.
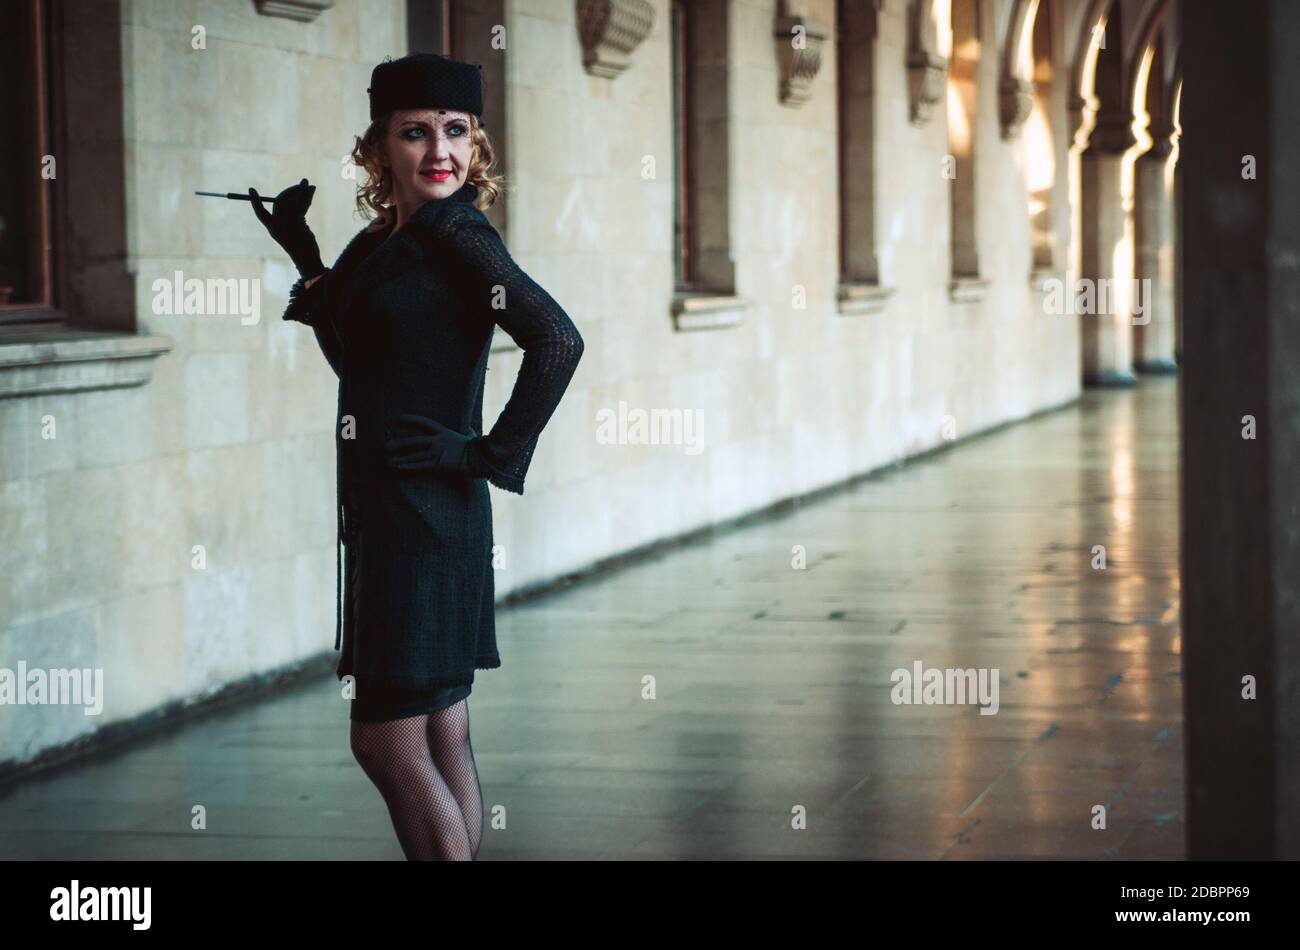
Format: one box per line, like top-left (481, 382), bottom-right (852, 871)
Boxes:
top-left (441, 214), bottom-right (585, 495)
top-left (285, 271), bottom-right (344, 378)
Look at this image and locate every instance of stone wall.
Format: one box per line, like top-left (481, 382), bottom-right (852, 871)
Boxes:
top-left (0, 0), bottom-right (1081, 767)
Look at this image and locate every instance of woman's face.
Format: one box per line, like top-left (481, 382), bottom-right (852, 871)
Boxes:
top-left (382, 108), bottom-right (474, 212)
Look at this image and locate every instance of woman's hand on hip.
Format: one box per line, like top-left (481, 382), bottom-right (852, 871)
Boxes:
top-left (385, 414), bottom-right (481, 476)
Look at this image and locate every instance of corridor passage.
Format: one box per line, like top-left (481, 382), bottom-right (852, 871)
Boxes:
top-left (0, 377), bottom-right (1183, 860)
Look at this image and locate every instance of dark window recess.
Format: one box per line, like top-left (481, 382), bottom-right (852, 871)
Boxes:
top-left (1, 0), bottom-right (59, 326)
top-left (670, 0), bottom-right (694, 292)
top-left (407, 0), bottom-right (452, 55)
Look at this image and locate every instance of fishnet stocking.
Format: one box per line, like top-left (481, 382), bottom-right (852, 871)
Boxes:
top-left (349, 698), bottom-right (483, 861)
top-left (427, 698), bottom-right (483, 858)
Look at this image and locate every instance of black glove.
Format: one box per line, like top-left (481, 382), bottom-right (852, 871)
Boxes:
top-left (249, 178), bottom-right (325, 280)
top-left (385, 414), bottom-right (485, 477)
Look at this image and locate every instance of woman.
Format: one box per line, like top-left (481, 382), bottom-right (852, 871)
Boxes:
top-left (249, 52), bottom-right (584, 860)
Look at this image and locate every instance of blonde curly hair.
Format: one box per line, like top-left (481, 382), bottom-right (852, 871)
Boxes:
top-left (350, 111), bottom-right (504, 231)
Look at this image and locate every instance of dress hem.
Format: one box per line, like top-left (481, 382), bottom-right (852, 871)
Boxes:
top-left (337, 655), bottom-right (501, 691)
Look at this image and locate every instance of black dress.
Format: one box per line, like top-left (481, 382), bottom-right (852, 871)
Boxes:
top-left (281, 180), bottom-right (584, 722)
top-left (343, 480), bottom-right (470, 722)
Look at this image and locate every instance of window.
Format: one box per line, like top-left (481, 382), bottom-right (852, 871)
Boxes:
top-left (670, 0), bottom-right (736, 297)
top-left (0, 0), bottom-right (172, 396)
top-left (838, 0), bottom-right (883, 290)
top-left (670, 0), bottom-right (696, 291)
top-left (948, 0), bottom-right (981, 284)
top-left (0, 0), bottom-right (58, 326)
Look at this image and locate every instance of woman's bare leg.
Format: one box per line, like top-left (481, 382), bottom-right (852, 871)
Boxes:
top-left (426, 698), bottom-right (484, 859)
top-left (350, 713), bottom-right (472, 860)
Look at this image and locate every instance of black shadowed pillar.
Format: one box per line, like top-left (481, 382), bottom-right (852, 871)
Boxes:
top-left (1180, 0), bottom-right (1300, 859)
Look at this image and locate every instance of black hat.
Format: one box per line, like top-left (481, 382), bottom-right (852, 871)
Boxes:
top-left (367, 52), bottom-right (483, 121)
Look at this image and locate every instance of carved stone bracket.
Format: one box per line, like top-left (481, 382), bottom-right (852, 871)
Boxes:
top-left (1068, 93), bottom-right (1093, 150)
top-left (774, 2), bottom-right (829, 106)
top-left (1144, 111), bottom-right (1175, 158)
top-left (1090, 105), bottom-right (1137, 154)
top-left (998, 75), bottom-right (1034, 140)
top-left (998, 0), bottom-right (1038, 140)
top-left (906, 0), bottom-right (949, 126)
top-left (907, 50), bottom-right (948, 125)
top-left (577, 0), bottom-right (656, 80)
top-left (253, 0), bottom-right (333, 22)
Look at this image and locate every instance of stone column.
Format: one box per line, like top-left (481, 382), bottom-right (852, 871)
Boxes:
top-left (1133, 125), bottom-right (1177, 373)
top-left (1181, 0), bottom-right (1300, 859)
top-left (1079, 103), bottom-right (1137, 385)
